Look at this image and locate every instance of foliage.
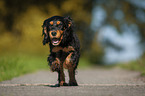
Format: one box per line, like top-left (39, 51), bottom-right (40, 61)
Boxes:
top-left (0, 54), bottom-right (48, 82)
top-left (85, 35), bottom-right (104, 64)
top-left (0, 0), bottom-right (94, 57)
top-left (95, 0), bottom-right (145, 40)
top-left (119, 57), bottom-right (145, 76)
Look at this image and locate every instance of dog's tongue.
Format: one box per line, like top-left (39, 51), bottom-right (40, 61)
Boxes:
top-left (52, 39), bottom-right (59, 44)
top-left (53, 40), bottom-right (59, 44)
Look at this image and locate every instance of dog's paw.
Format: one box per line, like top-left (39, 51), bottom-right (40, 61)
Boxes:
top-left (69, 81), bottom-right (78, 86)
top-left (51, 59), bottom-right (60, 71)
top-left (59, 81), bottom-right (68, 86)
top-left (51, 61), bottom-right (60, 71)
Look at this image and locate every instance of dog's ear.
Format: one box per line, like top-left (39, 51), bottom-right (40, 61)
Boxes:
top-left (64, 16), bottom-right (74, 29)
top-left (42, 20), bottom-right (50, 45)
top-left (62, 16), bottom-right (74, 43)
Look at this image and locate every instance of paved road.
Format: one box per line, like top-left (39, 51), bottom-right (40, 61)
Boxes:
top-left (0, 67), bottom-right (145, 96)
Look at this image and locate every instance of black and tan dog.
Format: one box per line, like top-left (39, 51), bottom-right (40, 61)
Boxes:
top-left (42, 16), bottom-right (80, 86)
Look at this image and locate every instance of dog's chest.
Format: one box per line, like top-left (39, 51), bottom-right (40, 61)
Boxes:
top-left (51, 46), bottom-right (75, 61)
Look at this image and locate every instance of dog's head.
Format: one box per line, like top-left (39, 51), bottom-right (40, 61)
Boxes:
top-left (42, 16), bottom-right (73, 46)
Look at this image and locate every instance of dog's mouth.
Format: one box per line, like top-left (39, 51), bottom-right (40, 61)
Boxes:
top-left (52, 38), bottom-right (61, 46)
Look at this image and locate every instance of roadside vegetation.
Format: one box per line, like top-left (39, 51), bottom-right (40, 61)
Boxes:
top-left (119, 56), bottom-right (145, 76)
top-left (0, 54), bottom-right (47, 82)
top-left (0, 53), bottom-right (91, 82)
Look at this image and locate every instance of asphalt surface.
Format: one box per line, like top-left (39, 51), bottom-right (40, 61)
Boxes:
top-left (0, 67), bottom-right (145, 96)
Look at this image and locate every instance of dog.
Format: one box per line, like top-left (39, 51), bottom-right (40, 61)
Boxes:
top-left (42, 16), bottom-right (80, 86)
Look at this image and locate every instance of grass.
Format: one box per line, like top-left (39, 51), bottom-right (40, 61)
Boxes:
top-left (78, 57), bottom-right (91, 69)
top-left (119, 58), bottom-right (145, 76)
top-left (0, 54), bottom-right (48, 82)
top-left (0, 53), bottom-right (91, 82)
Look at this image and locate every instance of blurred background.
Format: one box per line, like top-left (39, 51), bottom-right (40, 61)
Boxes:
top-left (0, 0), bottom-right (145, 81)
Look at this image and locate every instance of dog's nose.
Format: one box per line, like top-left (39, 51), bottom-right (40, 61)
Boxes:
top-left (51, 32), bottom-right (57, 36)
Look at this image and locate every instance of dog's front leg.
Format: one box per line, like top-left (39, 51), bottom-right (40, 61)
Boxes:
top-left (48, 54), bottom-right (60, 72)
top-left (48, 53), bottom-right (61, 71)
top-left (50, 58), bottom-right (61, 72)
top-left (48, 55), bottom-right (67, 86)
top-left (57, 65), bottom-right (68, 86)
top-left (64, 52), bottom-right (78, 86)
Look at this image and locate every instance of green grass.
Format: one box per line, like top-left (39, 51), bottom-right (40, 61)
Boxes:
top-left (78, 57), bottom-right (91, 69)
top-left (0, 54), bottom-right (48, 82)
top-left (119, 58), bottom-right (145, 76)
top-left (0, 53), bottom-right (91, 82)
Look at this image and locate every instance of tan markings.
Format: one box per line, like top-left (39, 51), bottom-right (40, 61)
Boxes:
top-left (60, 81), bottom-right (65, 86)
top-left (54, 35), bottom-right (63, 46)
top-left (60, 30), bottom-right (64, 34)
top-left (44, 27), bottom-right (47, 34)
top-left (63, 52), bottom-right (73, 69)
top-left (49, 30), bottom-right (61, 39)
top-left (59, 34), bottom-right (63, 43)
top-left (50, 21), bottom-right (53, 25)
top-left (63, 46), bottom-right (75, 52)
top-left (68, 24), bottom-right (71, 27)
top-left (57, 21), bottom-right (61, 25)
top-left (68, 22), bottom-right (72, 27)
top-left (49, 31), bottom-right (53, 39)
top-left (52, 47), bottom-right (63, 53)
top-left (52, 46), bottom-right (75, 53)
top-left (56, 30), bottom-right (61, 38)
top-left (55, 58), bottom-right (60, 63)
